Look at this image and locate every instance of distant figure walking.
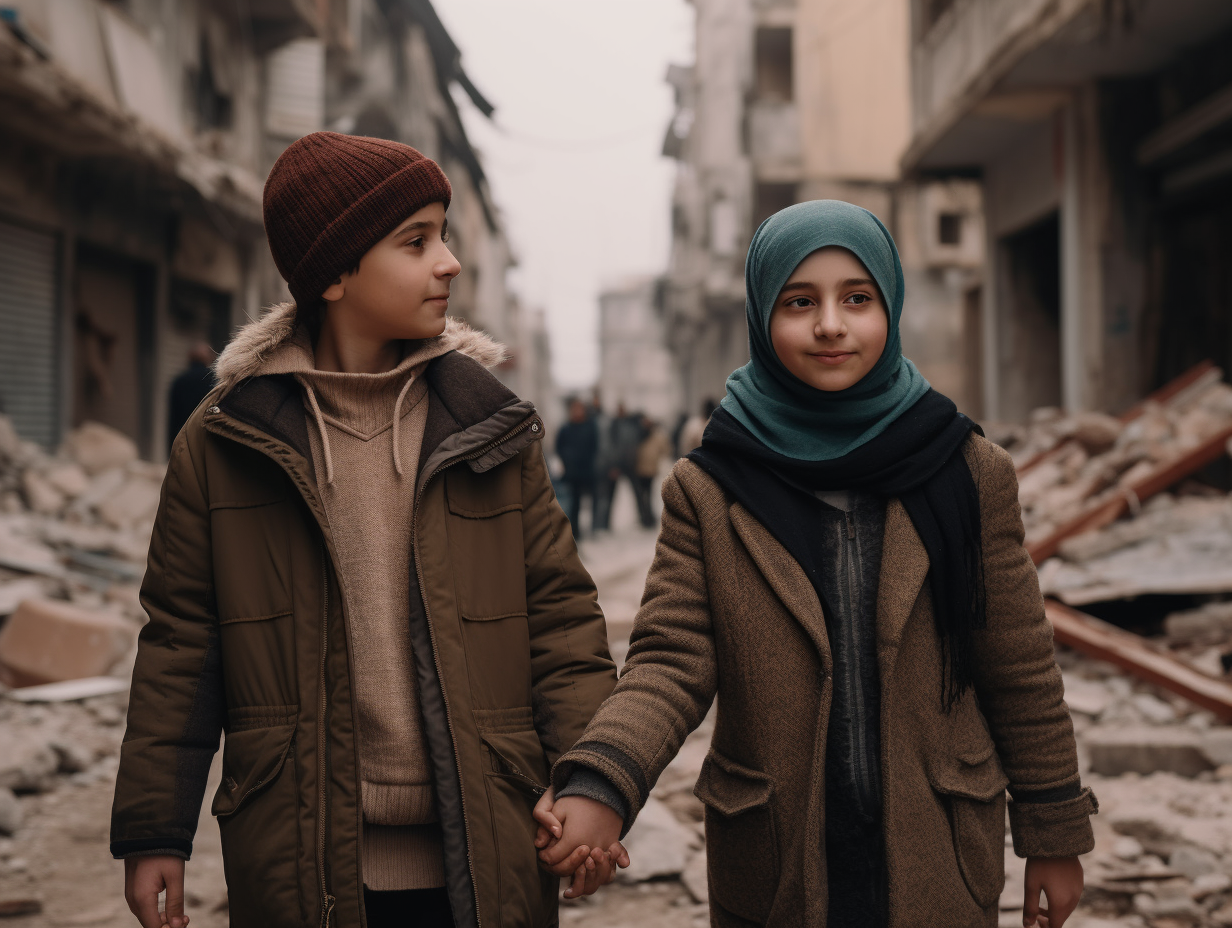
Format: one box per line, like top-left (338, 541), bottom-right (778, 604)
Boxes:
top-left (633, 415), bottom-right (672, 528)
top-left (678, 397), bottom-right (716, 453)
top-left (555, 397), bottom-right (598, 536)
top-left (591, 392), bottom-right (616, 532)
top-left (166, 342), bottom-right (216, 454)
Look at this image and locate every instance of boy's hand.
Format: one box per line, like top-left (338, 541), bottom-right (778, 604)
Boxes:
top-left (1023, 856), bottom-right (1083, 928)
top-left (124, 855), bottom-right (188, 928)
top-left (533, 789), bottom-right (629, 898)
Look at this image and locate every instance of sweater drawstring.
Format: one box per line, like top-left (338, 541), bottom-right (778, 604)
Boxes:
top-left (391, 375), bottom-right (416, 477)
top-left (301, 380), bottom-right (335, 485)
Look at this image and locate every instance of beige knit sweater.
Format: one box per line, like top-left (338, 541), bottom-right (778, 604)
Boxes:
top-left (254, 326), bottom-right (456, 890)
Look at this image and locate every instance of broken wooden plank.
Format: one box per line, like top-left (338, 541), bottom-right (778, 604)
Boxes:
top-left (1017, 360), bottom-right (1218, 475)
top-left (1027, 421), bottom-right (1232, 563)
top-left (1045, 600), bottom-right (1232, 723)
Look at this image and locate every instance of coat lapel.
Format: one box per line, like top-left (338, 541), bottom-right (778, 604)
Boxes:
top-left (876, 499), bottom-right (930, 681)
top-left (728, 502), bottom-right (831, 665)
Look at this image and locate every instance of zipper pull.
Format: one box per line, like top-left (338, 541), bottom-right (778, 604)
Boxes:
top-left (320, 894), bottom-right (335, 928)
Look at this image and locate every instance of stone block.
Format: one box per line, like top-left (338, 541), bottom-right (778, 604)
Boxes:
top-left (61, 422), bottom-right (138, 475)
top-left (1085, 727), bottom-right (1215, 778)
top-left (1062, 676), bottom-right (1112, 718)
top-left (43, 463), bottom-right (89, 499)
top-left (617, 796), bottom-right (695, 883)
top-left (20, 469), bottom-right (64, 515)
top-left (1169, 845), bottom-right (1219, 880)
top-left (0, 598), bottom-right (136, 687)
top-left (681, 850), bottom-right (707, 904)
top-left (0, 788), bottom-right (20, 835)
top-left (0, 729), bottom-right (57, 792)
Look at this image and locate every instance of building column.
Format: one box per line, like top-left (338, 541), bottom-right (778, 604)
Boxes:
top-left (1060, 87), bottom-right (1105, 412)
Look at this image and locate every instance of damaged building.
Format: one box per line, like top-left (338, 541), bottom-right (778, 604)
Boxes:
top-left (904, 0), bottom-right (1232, 421)
top-left (0, 0), bottom-right (544, 461)
top-left (661, 0), bottom-right (985, 418)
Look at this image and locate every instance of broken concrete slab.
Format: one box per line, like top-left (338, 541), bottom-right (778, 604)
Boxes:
top-left (1063, 676), bottom-right (1114, 717)
top-left (1085, 726), bottom-right (1215, 778)
top-left (0, 579), bottom-right (47, 616)
top-left (0, 599), bottom-right (136, 688)
top-left (1168, 845), bottom-right (1219, 880)
top-left (94, 475), bottom-right (161, 530)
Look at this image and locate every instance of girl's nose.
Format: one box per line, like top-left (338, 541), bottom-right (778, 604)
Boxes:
top-left (815, 303), bottom-right (846, 339)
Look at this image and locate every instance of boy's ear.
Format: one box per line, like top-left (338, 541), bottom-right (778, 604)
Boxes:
top-left (322, 277), bottom-right (345, 303)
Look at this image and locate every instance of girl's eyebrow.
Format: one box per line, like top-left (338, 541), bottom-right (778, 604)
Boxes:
top-left (843, 277), bottom-right (877, 288)
top-left (779, 281), bottom-right (814, 293)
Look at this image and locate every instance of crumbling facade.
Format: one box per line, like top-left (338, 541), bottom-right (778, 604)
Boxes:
top-left (904, 0), bottom-right (1232, 421)
top-left (661, 0), bottom-right (984, 418)
top-left (0, 0), bottom-right (542, 460)
top-left (597, 276), bottom-right (681, 425)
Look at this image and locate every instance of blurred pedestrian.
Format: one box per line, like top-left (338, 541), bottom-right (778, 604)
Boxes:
top-left (591, 391), bottom-right (616, 532)
top-left (678, 397), bottom-right (716, 454)
top-left (609, 402), bottom-right (644, 515)
top-left (166, 341), bottom-right (216, 454)
top-left (555, 396), bottom-right (598, 535)
top-left (633, 416), bottom-right (672, 528)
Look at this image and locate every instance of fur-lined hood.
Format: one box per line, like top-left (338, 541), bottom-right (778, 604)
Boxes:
top-left (214, 301), bottom-right (508, 394)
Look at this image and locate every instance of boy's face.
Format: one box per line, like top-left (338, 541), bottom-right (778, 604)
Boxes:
top-left (321, 201), bottom-right (461, 341)
top-left (768, 246), bottom-right (889, 393)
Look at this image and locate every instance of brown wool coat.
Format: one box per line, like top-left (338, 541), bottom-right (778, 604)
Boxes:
top-left (554, 435), bottom-right (1097, 928)
top-left (111, 307), bottom-right (617, 928)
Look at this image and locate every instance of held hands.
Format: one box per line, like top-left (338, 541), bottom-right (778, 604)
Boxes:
top-left (532, 788), bottom-right (630, 898)
top-left (1023, 856), bottom-right (1083, 928)
top-left (124, 855), bottom-right (188, 928)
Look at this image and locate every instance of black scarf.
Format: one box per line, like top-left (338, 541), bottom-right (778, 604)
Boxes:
top-left (690, 389), bottom-right (986, 708)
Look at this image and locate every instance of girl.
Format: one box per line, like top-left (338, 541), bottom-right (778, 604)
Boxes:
top-left (534, 200), bottom-right (1096, 927)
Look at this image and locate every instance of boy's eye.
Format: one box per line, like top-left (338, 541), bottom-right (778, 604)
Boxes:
top-left (408, 237), bottom-right (425, 248)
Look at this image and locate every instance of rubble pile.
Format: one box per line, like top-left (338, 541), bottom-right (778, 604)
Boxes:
top-left (991, 370), bottom-right (1232, 552)
top-left (0, 415), bottom-right (155, 866)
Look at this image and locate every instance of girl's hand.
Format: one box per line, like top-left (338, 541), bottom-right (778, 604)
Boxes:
top-left (1023, 856), bottom-right (1083, 928)
top-left (533, 787), bottom-right (563, 849)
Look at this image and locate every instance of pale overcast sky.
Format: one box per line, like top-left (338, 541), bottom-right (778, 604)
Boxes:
top-left (433, 0), bottom-right (694, 389)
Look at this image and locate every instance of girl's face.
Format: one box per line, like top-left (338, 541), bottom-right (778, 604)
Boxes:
top-left (768, 246), bottom-right (889, 393)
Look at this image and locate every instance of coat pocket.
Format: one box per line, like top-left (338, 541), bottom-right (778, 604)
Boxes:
top-left (926, 745), bottom-right (1010, 910)
top-left (476, 717), bottom-right (555, 928)
top-left (694, 751), bottom-right (778, 925)
top-left (211, 716), bottom-right (302, 926)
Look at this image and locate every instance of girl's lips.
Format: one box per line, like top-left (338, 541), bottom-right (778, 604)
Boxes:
top-left (810, 351), bottom-right (855, 366)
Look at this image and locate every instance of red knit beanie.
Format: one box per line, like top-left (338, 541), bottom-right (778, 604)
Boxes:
top-left (262, 132), bottom-right (452, 307)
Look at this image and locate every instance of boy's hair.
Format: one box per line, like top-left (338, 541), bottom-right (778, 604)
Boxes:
top-left (263, 131), bottom-right (450, 311)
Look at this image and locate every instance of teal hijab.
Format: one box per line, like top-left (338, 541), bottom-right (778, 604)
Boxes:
top-left (721, 199), bottom-right (931, 462)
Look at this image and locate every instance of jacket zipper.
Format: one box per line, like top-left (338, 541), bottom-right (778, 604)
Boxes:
top-left (410, 414), bottom-right (540, 928)
top-left (318, 544), bottom-right (335, 928)
top-left (842, 508), bottom-right (877, 815)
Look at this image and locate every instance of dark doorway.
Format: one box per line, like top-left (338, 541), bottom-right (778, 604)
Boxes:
top-left (996, 212), bottom-right (1061, 421)
top-left (73, 244), bottom-right (156, 455)
top-left (1151, 186), bottom-right (1232, 390)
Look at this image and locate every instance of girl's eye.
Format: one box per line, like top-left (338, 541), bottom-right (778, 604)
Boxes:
top-left (785, 296), bottom-right (813, 308)
top-left (847, 293), bottom-right (871, 305)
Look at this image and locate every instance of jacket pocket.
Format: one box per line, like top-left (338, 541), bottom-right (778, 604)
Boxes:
top-left (446, 463), bottom-right (528, 622)
top-left (211, 716), bottom-right (302, 926)
top-left (694, 751), bottom-right (778, 925)
top-left (926, 744), bottom-right (1009, 910)
top-left (475, 716), bottom-right (555, 928)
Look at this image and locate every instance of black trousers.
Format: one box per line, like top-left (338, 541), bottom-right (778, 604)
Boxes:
top-left (363, 887), bottom-right (452, 928)
top-left (562, 477), bottom-right (594, 535)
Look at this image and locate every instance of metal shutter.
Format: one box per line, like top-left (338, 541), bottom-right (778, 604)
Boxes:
top-left (0, 221), bottom-right (58, 449)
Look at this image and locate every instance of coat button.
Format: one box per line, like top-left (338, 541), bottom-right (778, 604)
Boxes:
top-left (206, 405), bottom-right (220, 415)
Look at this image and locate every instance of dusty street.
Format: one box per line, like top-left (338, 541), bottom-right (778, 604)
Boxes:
top-left (3, 481), bottom-right (1232, 928)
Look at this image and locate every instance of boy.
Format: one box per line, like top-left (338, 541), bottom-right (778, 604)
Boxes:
top-left (111, 132), bottom-right (618, 928)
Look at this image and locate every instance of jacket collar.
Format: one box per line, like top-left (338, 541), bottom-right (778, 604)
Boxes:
top-left (725, 495), bottom-right (930, 680)
top-left (207, 303), bottom-right (539, 496)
